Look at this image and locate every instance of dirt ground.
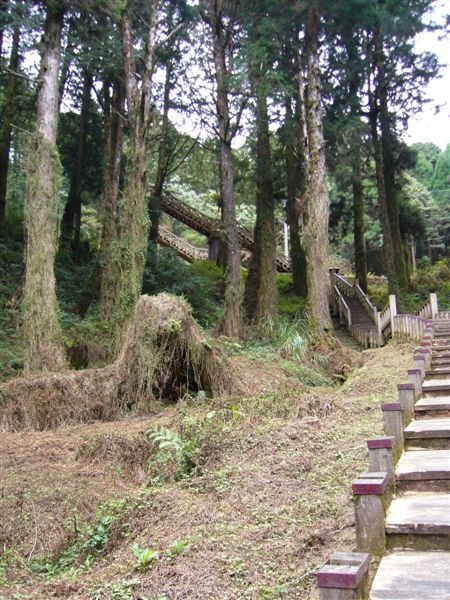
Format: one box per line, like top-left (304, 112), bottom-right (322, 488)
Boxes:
top-left (0, 340), bottom-right (414, 599)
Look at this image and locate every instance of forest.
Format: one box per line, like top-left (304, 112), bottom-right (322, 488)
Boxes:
top-left (0, 0), bottom-right (449, 598)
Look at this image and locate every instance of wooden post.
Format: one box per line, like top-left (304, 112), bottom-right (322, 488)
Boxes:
top-left (414, 347), bottom-right (431, 369)
top-left (367, 437), bottom-right (395, 485)
top-left (389, 295), bottom-right (397, 335)
top-left (412, 355), bottom-right (426, 380)
top-left (381, 403), bottom-right (404, 460)
top-left (353, 472), bottom-right (389, 555)
top-left (407, 368), bottom-right (423, 399)
top-left (430, 293), bottom-right (438, 319)
top-left (317, 552), bottom-right (370, 600)
top-left (397, 383), bottom-right (415, 424)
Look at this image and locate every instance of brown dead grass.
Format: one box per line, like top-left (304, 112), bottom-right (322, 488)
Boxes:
top-left (0, 294), bottom-right (233, 431)
top-left (0, 340), bottom-right (415, 599)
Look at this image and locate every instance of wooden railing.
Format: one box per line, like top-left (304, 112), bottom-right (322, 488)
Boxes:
top-left (155, 188), bottom-right (291, 272)
top-left (351, 327), bottom-right (382, 349)
top-left (157, 226), bottom-right (208, 263)
top-left (331, 271), bottom-right (448, 347)
top-left (332, 283), bottom-right (352, 328)
top-left (391, 294), bottom-right (446, 341)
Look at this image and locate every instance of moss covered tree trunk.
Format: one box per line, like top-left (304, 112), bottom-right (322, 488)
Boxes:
top-left (207, 1), bottom-right (243, 338)
top-left (99, 78), bottom-right (125, 320)
top-left (0, 24), bottom-right (20, 223)
top-left (303, 7), bottom-right (331, 330)
top-left (244, 80), bottom-right (277, 323)
top-left (104, 0), bottom-right (160, 350)
top-left (22, 4), bottom-right (66, 373)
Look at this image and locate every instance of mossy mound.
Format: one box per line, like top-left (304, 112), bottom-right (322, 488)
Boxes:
top-left (0, 294), bottom-right (233, 431)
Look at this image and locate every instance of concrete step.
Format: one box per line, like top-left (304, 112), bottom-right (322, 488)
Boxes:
top-left (396, 449), bottom-right (450, 491)
top-left (426, 368), bottom-right (450, 377)
top-left (370, 551), bottom-right (450, 599)
top-left (422, 379), bottom-right (450, 395)
top-left (404, 418), bottom-right (450, 449)
top-left (415, 395), bottom-right (450, 418)
top-left (386, 492), bottom-right (450, 550)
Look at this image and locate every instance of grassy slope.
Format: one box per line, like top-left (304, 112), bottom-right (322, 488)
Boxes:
top-left (0, 339), bottom-right (414, 600)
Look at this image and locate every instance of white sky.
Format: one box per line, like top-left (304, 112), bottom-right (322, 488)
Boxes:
top-left (405, 1), bottom-right (450, 150)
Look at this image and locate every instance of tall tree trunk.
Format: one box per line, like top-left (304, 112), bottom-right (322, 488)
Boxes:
top-left (303, 7), bottom-right (332, 330)
top-left (344, 34), bottom-right (368, 293)
top-left (62, 70), bottom-right (92, 252)
top-left (0, 0), bottom-right (7, 59)
top-left (99, 78), bottom-right (125, 319)
top-left (105, 0), bottom-right (159, 350)
top-left (0, 24), bottom-right (20, 223)
top-left (374, 31), bottom-right (408, 291)
top-left (149, 62), bottom-right (172, 243)
top-left (58, 19), bottom-right (75, 106)
top-left (209, 3), bottom-right (242, 338)
top-left (378, 94), bottom-right (409, 291)
top-left (352, 145), bottom-right (368, 292)
top-left (284, 65), bottom-right (308, 298)
top-left (244, 80), bottom-right (277, 323)
top-left (22, 4), bottom-right (66, 373)
top-left (368, 95), bottom-right (398, 294)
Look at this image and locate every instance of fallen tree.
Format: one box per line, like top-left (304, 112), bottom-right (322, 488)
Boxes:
top-left (0, 294), bottom-right (233, 431)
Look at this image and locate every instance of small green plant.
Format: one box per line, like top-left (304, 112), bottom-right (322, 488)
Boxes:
top-left (165, 538), bottom-right (190, 561)
top-left (89, 578), bottom-right (140, 600)
top-left (148, 426), bottom-right (202, 481)
top-left (132, 543), bottom-right (159, 571)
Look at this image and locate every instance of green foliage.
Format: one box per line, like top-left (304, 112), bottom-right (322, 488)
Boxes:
top-left (431, 144), bottom-right (450, 207)
top-left (367, 281), bottom-right (389, 311)
top-left (132, 544), bottom-right (159, 571)
top-left (281, 361), bottom-right (334, 387)
top-left (276, 274), bottom-right (307, 317)
top-left (143, 249), bottom-right (223, 327)
top-left (147, 425), bottom-right (203, 482)
top-left (165, 538), bottom-right (191, 561)
top-left (31, 498), bottom-right (127, 578)
top-left (410, 258), bottom-right (450, 311)
top-left (88, 578), bottom-right (141, 600)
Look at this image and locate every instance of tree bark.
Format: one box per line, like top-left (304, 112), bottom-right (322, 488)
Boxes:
top-left (244, 80), bottom-right (277, 323)
top-left (62, 70), bottom-right (92, 252)
top-left (303, 7), bottom-right (332, 330)
top-left (284, 68), bottom-right (308, 298)
top-left (22, 4), bottom-right (67, 373)
top-left (98, 78), bottom-right (125, 319)
top-left (0, 0), bottom-right (7, 59)
top-left (0, 24), bottom-right (20, 223)
top-left (374, 31), bottom-right (409, 291)
top-left (105, 0), bottom-right (159, 350)
top-left (352, 145), bottom-right (368, 292)
top-left (207, 1), bottom-right (243, 338)
top-left (149, 62), bottom-right (173, 243)
top-left (368, 96), bottom-right (398, 294)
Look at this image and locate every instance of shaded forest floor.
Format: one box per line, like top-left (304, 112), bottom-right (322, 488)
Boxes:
top-left (0, 339), bottom-right (414, 600)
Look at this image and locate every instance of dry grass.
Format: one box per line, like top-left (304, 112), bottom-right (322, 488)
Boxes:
top-left (0, 339), bottom-right (415, 599)
top-left (0, 294), bottom-right (233, 431)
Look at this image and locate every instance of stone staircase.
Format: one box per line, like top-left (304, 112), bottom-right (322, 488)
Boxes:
top-left (317, 318), bottom-right (450, 599)
top-left (370, 318), bottom-right (450, 599)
